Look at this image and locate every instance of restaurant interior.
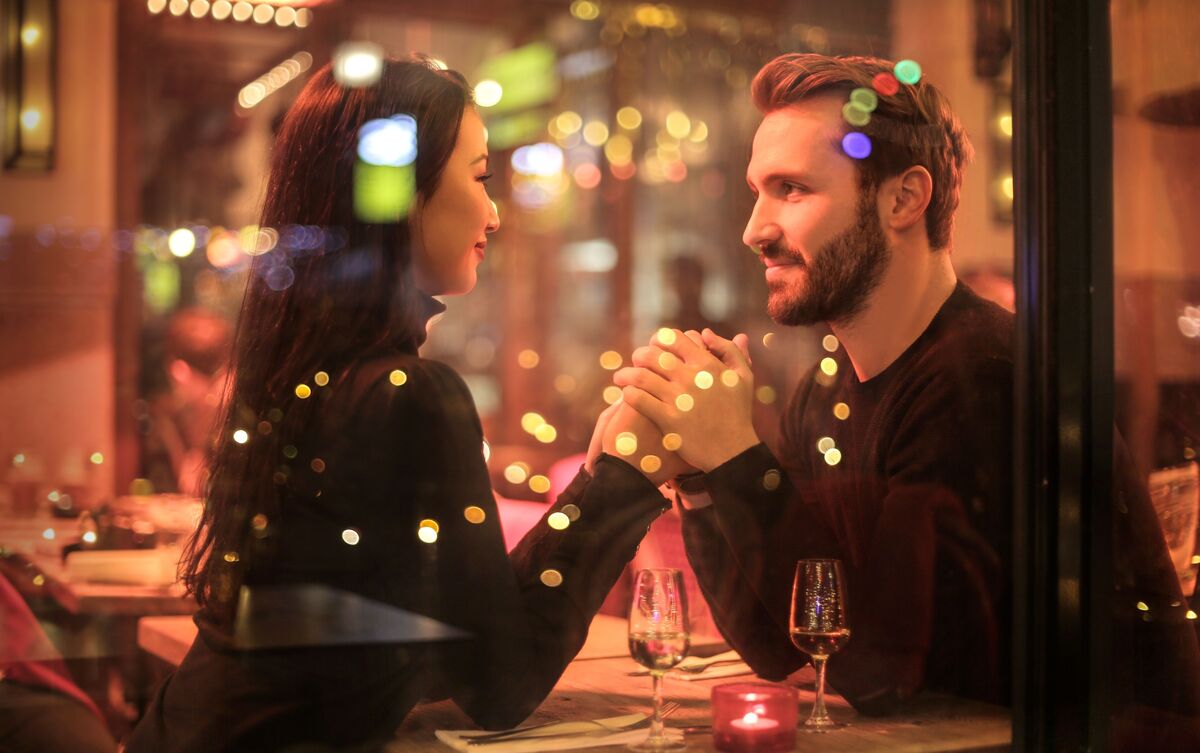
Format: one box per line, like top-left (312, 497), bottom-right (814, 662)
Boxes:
top-left (0, 0), bottom-right (1198, 751)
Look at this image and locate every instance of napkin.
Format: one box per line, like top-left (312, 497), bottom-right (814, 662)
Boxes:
top-left (435, 716), bottom-right (683, 752)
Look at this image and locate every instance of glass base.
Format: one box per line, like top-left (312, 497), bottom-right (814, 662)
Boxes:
top-left (802, 717), bottom-right (846, 732)
top-left (628, 734), bottom-right (686, 750)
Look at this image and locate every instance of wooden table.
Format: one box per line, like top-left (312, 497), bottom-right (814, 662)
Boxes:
top-left (138, 611), bottom-right (1011, 752)
top-left (391, 617), bottom-right (1010, 752)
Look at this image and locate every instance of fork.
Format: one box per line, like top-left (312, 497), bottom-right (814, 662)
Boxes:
top-left (465, 702), bottom-right (681, 745)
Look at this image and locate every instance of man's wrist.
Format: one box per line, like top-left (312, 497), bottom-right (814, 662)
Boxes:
top-left (671, 471), bottom-right (707, 495)
top-left (695, 434), bottom-right (762, 473)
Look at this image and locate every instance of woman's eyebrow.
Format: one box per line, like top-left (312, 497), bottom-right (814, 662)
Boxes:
top-left (470, 154), bottom-right (489, 166)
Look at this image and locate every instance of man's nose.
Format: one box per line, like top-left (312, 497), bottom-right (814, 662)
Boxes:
top-left (743, 199), bottom-right (778, 250)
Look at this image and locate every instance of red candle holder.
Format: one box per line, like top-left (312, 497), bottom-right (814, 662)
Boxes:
top-left (711, 682), bottom-right (797, 752)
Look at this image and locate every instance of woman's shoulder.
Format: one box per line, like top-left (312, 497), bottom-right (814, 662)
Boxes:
top-left (340, 353), bottom-right (477, 421)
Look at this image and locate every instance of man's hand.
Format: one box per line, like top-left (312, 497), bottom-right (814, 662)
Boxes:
top-left (613, 328), bottom-right (760, 472)
top-left (601, 401), bottom-right (693, 486)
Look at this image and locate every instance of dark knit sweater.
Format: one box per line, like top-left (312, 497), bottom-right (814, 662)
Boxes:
top-left (682, 282), bottom-right (1015, 712)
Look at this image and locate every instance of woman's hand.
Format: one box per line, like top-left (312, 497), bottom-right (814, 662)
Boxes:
top-left (585, 399), bottom-right (624, 475)
top-left (601, 401), bottom-right (693, 486)
top-left (613, 328), bottom-right (759, 472)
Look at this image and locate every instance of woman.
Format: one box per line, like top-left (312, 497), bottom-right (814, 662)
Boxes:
top-left (125, 56), bottom-right (671, 753)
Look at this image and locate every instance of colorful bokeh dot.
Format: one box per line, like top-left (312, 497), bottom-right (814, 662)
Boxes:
top-left (872, 72), bottom-right (900, 96)
top-left (842, 132), bottom-right (872, 159)
top-left (842, 102), bottom-right (871, 127)
top-left (894, 59), bottom-right (922, 85)
top-left (850, 88), bottom-right (879, 112)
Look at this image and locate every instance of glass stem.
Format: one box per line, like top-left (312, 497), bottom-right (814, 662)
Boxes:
top-left (650, 670), bottom-right (665, 740)
top-left (812, 655), bottom-right (829, 723)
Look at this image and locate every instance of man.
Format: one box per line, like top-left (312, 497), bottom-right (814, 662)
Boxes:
top-left (602, 54), bottom-right (1200, 733)
top-left (603, 52), bottom-right (1009, 712)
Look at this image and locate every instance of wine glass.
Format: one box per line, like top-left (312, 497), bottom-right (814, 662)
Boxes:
top-left (628, 568), bottom-right (689, 750)
top-left (790, 559), bottom-right (851, 730)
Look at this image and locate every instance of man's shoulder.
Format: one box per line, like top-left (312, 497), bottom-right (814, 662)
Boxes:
top-left (919, 285), bottom-right (1015, 375)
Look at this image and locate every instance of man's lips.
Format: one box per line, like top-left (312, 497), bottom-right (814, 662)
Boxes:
top-left (763, 256), bottom-right (802, 268)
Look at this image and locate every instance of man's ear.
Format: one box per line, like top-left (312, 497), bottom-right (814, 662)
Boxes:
top-left (881, 165), bottom-right (933, 235)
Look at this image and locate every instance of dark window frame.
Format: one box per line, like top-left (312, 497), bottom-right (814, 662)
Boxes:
top-left (1012, 0), bottom-right (1115, 750)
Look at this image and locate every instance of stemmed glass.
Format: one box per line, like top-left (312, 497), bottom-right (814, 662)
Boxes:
top-left (628, 568), bottom-right (689, 750)
top-left (789, 558), bottom-right (851, 730)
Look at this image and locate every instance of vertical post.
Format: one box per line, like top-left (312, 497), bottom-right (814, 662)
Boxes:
top-left (1012, 0), bottom-right (1114, 750)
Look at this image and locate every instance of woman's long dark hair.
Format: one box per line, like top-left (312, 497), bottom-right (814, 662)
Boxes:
top-left (180, 56), bottom-right (472, 615)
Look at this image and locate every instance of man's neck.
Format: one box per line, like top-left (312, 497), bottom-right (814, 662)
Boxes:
top-left (831, 248), bottom-right (958, 382)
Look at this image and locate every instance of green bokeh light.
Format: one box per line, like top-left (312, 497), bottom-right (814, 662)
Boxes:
top-left (894, 59), bottom-right (922, 85)
top-left (842, 102), bottom-right (871, 127)
top-left (850, 88), bottom-right (879, 112)
top-left (354, 162), bottom-right (416, 223)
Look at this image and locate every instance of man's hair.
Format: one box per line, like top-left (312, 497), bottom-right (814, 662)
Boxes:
top-left (751, 54), bottom-right (973, 250)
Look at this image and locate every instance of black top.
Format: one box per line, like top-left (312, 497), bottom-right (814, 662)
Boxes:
top-left (126, 340), bottom-right (670, 752)
top-left (681, 283), bottom-right (1016, 711)
top-left (681, 282), bottom-right (1200, 721)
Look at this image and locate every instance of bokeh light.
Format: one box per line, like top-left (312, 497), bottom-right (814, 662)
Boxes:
top-left (872, 71), bottom-right (900, 96)
top-left (518, 349), bottom-right (540, 368)
top-left (842, 132), bottom-right (872, 159)
top-left (616, 106), bottom-right (642, 129)
top-left (333, 43), bottom-right (384, 88)
top-left (358, 115), bottom-right (418, 167)
top-left (850, 88), bottom-right (879, 112)
top-left (893, 59), bottom-right (922, 85)
top-left (665, 111), bottom-right (691, 139)
top-left (615, 432), bottom-right (638, 456)
top-left (842, 102), bottom-right (871, 127)
top-left (512, 143), bottom-right (564, 177)
top-left (574, 162), bottom-right (602, 189)
top-left (474, 80), bottom-right (503, 108)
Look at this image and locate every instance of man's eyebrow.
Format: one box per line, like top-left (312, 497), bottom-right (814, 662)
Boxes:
top-left (748, 170), bottom-right (820, 189)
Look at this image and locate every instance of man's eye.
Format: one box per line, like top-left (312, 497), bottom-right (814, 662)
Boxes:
top-left (783, 183), bottom-right (807, 195)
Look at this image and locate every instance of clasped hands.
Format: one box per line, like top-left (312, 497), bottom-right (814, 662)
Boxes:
top-left (586, 328), bottom-right (761, 487)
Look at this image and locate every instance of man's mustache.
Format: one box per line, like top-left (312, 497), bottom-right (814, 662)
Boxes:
top-left (760, 241), bottom-right (804, 263)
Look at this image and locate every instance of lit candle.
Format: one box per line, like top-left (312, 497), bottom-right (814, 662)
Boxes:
top-left (712, 684), bottom-right (796, 752)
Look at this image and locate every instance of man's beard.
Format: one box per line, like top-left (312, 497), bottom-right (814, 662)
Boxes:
top-left (764, 189), bottom-right (891, 327)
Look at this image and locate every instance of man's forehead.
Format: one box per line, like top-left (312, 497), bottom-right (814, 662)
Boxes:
top-left (748, 100), bottom-right (844, 173)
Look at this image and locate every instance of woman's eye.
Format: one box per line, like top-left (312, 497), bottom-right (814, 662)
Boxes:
top-left (477, 172), bottom-right (493, 183)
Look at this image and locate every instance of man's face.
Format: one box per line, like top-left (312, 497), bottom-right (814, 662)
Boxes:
top-left (743, 97), bottom-right (891, 327)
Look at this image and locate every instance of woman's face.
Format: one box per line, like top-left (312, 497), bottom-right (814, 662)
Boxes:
top-left (410, 108), bottom-right (499, 296)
